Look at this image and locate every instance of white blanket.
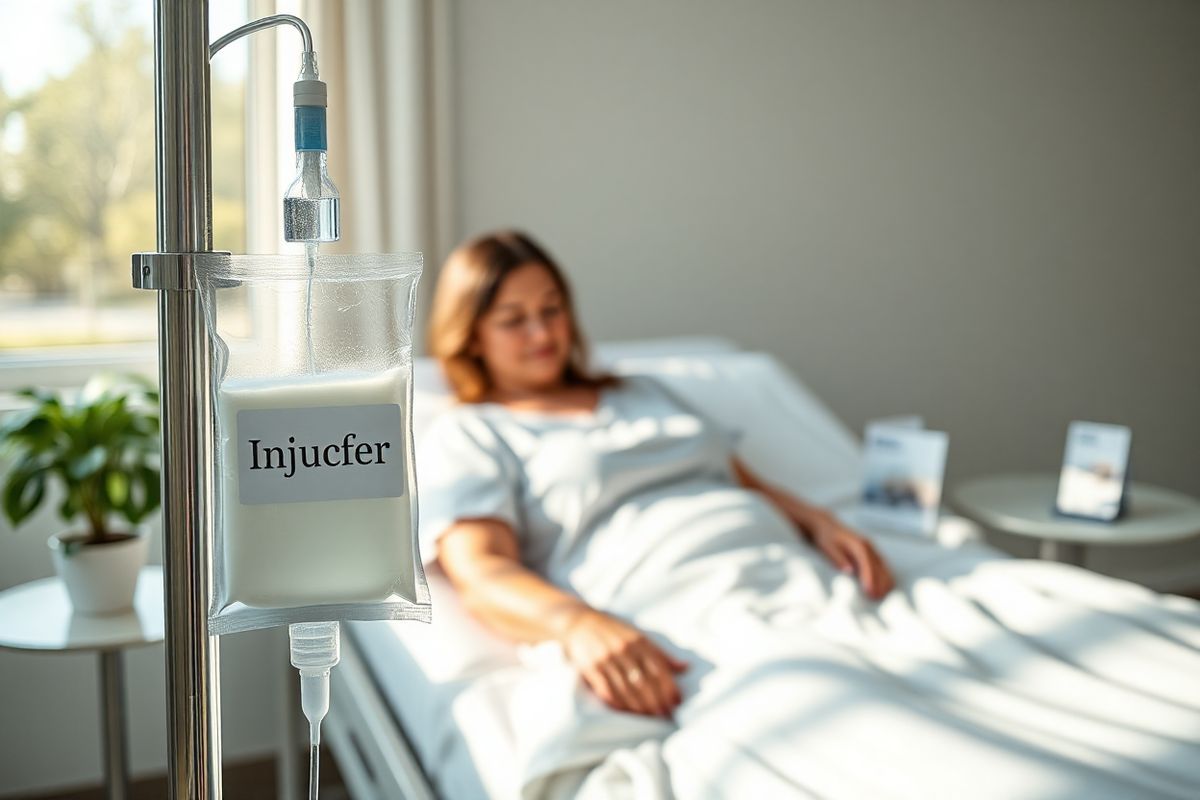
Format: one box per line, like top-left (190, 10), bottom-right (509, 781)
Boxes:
top-left (499, 509), bottom-right (1200, 800)
top-left (385, 346), bottom-right (1200, 798)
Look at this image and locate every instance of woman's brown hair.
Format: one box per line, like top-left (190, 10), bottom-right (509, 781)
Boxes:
top-left (428, 230), bottom-right (621, 403)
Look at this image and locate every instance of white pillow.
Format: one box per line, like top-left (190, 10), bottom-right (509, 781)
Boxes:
top-left (609, 351), bottom-right (864, 507)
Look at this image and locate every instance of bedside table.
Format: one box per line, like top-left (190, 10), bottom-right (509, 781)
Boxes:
top-left (951, 473), bottom-right (1200, 566)
top-left (0, 566), bottom-right (163, 800)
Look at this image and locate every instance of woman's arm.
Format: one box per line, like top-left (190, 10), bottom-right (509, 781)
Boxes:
top-left (437, 518), bottom-right (688, 717)
top-left (731, 457), bottom-right (895, 599)
top-left (436, 517), bottom-right (587, 643)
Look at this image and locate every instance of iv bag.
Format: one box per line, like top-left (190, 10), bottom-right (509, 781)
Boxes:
top-left (195, 252), bottom-right (430, 635)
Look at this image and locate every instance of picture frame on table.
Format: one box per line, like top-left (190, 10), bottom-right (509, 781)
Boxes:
top-left (1054, 421), bottom-right (1131, 523)
top-left (858, 416), bottom-right (948, 536)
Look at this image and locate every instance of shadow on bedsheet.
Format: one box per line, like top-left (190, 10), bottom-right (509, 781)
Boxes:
top-left (653, 556), bottom-right (1200, 800)
top-left (382, 536), bottom-right (1200, 799)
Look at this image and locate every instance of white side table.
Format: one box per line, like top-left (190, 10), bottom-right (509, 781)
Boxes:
top-left (952, 473), bottom-right (1200, 565)
top-left (0, 566), bottom-right (164, 800)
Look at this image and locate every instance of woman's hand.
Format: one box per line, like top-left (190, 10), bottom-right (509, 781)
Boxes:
top-left (438, 520), bottom-right (687, 717)
top-left (556, 608), bottom-right (688, 718)
top-left (730, 457), bottom-right (895, 600)
top-left (805, 512), bottom-right (895, 600)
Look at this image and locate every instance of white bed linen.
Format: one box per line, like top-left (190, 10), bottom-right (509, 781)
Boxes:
top-left (352, 516), bottom-right (1200, 800)
top-left (350, 345), bottom-right (1200, 799)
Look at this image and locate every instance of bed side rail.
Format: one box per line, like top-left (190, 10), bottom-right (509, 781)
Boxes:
top-left (326, 633), bottom-right (438, 800)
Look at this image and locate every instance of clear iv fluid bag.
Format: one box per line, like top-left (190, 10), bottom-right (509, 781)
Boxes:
top-left (195, 252), bottom-right (430, 635)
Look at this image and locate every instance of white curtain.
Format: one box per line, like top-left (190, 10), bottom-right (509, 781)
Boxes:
top-left (243, 0), bottom-right (455, 355)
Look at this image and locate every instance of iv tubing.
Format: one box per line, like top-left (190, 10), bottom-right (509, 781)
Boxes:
top-left (209, 13), bottom-right (313, 60)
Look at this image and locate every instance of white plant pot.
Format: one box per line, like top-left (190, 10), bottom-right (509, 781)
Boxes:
top-left (49, 531), bottom-right (150, 615)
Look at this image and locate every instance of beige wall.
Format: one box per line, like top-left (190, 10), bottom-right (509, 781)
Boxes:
top-left (448, 0), bottom-right (1200, 586)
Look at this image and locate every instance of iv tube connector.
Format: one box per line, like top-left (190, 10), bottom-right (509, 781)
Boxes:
top-left (290, 622), bottom-right (339, 800)
top-left (289, 622), bottom-right (340, 746)
top-left (210, 11), bottom-right (340, 244)
top-left (208, 12), bottom-right (328, 152)
top-left (285, 64), bottom-right (340, 241)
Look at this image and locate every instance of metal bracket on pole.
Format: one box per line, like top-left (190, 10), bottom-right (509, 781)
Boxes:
top-left (132, 252), bottom-right (231, 292)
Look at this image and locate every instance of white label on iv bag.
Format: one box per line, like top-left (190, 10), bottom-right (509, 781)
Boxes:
top-left (217, 368), bottom-right (415, 607)
top-left (236, 404), bottom-right (406, 505)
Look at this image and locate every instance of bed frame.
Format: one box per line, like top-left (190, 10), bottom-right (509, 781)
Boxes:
top-left (298, 625), bottom-right (439, 800)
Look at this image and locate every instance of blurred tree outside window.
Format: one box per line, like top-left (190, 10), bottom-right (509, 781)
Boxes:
top-left (0, 0), bottom-right (247, 351)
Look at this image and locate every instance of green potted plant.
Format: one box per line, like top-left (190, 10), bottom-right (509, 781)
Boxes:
top-left (1, 373), bottom-right (160, 614)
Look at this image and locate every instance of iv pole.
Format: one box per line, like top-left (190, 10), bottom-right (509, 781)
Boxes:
top-left (134, 3), bottom-right (318, 797)
top-left (142, 0), bottom-right (222, 797)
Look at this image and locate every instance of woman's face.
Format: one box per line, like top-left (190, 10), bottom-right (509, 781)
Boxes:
top-left (472, 262), bottom-right (573, 395)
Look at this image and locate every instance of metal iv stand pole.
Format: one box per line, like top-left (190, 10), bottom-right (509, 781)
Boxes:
top-left (132, 0), bottom-right (223, 796)
top-left (133, 4), bottom-right (316, 797)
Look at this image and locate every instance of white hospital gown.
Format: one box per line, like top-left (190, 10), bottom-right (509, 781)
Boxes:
top-left (418, 375), bottom-right (1200, 800)
top-left (419, 374), bottom-right (818, 613)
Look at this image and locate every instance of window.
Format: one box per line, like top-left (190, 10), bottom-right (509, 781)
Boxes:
top-left (0, 1), bottom-right (248, 357)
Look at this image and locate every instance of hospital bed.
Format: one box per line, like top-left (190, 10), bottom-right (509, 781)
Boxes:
top-left (315, 338), bottom-right (1200, 799)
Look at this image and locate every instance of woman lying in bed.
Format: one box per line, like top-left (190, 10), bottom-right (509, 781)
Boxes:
top-left (419, 229), bottom-right (895, 719)
top-left (419, 231), bottom-right (1200, 799)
